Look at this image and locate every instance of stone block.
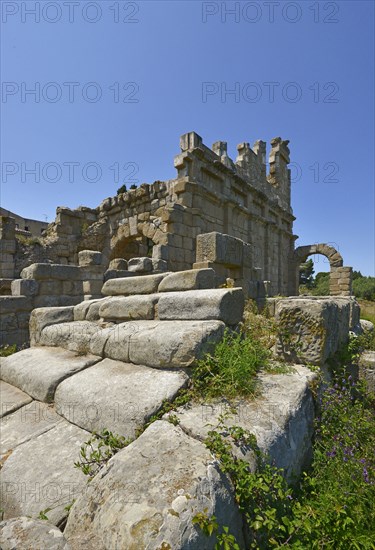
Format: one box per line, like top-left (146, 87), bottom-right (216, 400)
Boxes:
top-left (37, 280), bottom-right (62, 296)
top-left (1, 401), bottom-right (62, 461)
top-left (1, 254), bottom-right (14, 264)
top-left (127, 319), bottom-right (225, 368)
top-left (103, 269), bottom-right (134, 282)
top-left (0, 381), bottom-right (32, 418)
top-left (79, 267), bottom-right (103, 281)
top-left (0, 314), bottom-right (18, 332)
top-left (152, 244), bottom-right (169, 261)
top-left (127, 257), bottom-right (153, 273)
top-left (196, 232), bottom-right (244, 267)
top-left (55, 359), bottom-right (188, 438)
top-left (158, 288), bottom-right (244, 325)
top-left (358, 351), bottom-right (375, 393)
top-left (275, 297), bottom-right (351, 365)
top-left (64, 421), bottom-right (244, 550)
top-left (62, 280), bottom-right (74, 294)
top-left (73, 298), bottom-right (107, 321)
top-left (99, 294), bottom-right (160, 321)
top-left (0, 240), bottom-right (16, 254)
top-left (0, 296), bottom-right (32, 314)
top-left (152, 259), bottom-right (168, 272)
top-left (89, 325), bottom-right (117, 357)
top-left (158, 268), bottom-right (216, 292)
top-left (78, 250), bottom-right (102, 267)
top-left (0, 266), bottom-right (15, 279)
top-left (16, 312), bottom-right (30, 329)
top-left (109, 258), bottom-right (128, 270)
top-left (0, 517), bottom-right (69, 550)
top-left (169, 365), bottom-right (317, 482)
top-left (0, 346), bottom-right (100, 402)
top-left (0, 279), bottom-right (12, 295)
top-left (0, 420), bottom-right (89, 526)
top-left (39, 321), bottom-right (100, 354)
top-left (29, 306), bottom-right (74, 346)
top-left (83, 280), bottom-right (103, 295)
top-left (102, 273), bottom-right (169, 296)
top-left (21, 263), bottom-right (81, 281)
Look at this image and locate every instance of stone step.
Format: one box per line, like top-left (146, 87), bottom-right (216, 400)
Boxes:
top-left (0, 419), bottom-right (90, 526)
top-left (1, 401), bottom-right (63, 464)
top-left (0, 381), bottom-right (32, 418)
top-left (98, 287), bottom-right (244, 325)
top-left (39, 319), bottom-right (225, 369)
top-left (0, 347), bottom-right (101, 402)
top-left (55, 358), bottom-right (189, 438)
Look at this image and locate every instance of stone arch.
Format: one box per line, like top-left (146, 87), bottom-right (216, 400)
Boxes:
top-left (294, 243), bottom-right (343, 268)
top-left (292, 243), bottom-right (352, 296)
top-left (110, 233), bottom-right (153, 261)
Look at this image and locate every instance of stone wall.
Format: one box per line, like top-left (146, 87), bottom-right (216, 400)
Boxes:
top-left (0, 207), bottom-right (47, 236)
top-left (9, 132), bottom-right (296, 297)
top-left (0, 251), bottom-right (105, 347)
top-left (2, 132), bottom-right (355, 300)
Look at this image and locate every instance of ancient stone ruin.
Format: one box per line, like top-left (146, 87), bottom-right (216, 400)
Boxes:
top-left (0, 131), bottom-right (353, 347)
top-left (0, 132), bottom-right (367, 549)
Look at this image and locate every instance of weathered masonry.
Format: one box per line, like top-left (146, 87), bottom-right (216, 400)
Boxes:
top-left (0, 131), bottom-right (353, 303)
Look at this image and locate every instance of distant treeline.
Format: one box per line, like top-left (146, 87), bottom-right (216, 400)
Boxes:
top-left (299, 260), bottom-right (375, 301)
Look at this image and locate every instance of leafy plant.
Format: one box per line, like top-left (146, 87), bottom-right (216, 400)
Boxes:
top-left (195, 372), bottom-right (375, 549)
top-left (38, 508), bottom-right (51, 520)
top-left (0, 344), bottom-right (17, 357)
top-left (74, 429), bottom-right (131, 479)
top-left (191, 329), bottom-right (269, 400)
top-left (117, 184), bottom-right (127, 195)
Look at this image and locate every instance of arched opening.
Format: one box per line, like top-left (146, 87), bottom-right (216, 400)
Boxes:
top-left (293, 244), bottom-right (352, 296)
top-left (110, 234), bottom-right (154, 261)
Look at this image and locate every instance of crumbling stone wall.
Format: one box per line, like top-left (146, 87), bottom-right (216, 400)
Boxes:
top-left (16, 132), bottom-right (295, 296)
top-left (2, 132), bottom-right (354, 300)
top-left (0, 251), bottom-right (104, 347)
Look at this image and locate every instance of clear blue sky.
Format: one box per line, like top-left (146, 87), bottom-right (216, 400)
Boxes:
top-left (1, 0), bottom-right (374, 275)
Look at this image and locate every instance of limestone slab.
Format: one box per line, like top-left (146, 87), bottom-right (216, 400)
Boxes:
top-left (99, 294), bottom-right (160, 321)
top-left (158, 268), bottom-right (216, 292)
top-left (101, 272), bottom-right (169, 296)
top-left (166, 365), bottom-right (317, 482)
top-left (29, 306), bottom-right (74, 346)
top-left (1, 402), bottom-right (62, 462)
top-left (73, 298), bottom-right (109, 322)
top-left (275, 298), bottom-right (351, 365)
top-left (55, 359), bottom-right (188, 438)
top-left (128, 319), bottom-right (225, 368)
top-left (64, 421), bottom-right (244, 550)
top-left (0, 381), bottom-right (32, 418)
top-left (157, 287), bottom-right (244, 324)
top-left (0, 347), bottom-right (101, 402)
top-left (127, 257), bottom-right (153, 273)
top-left (0, 420), bottom-right (89, 526)
top-left (0, 517), bottom-right (70, 550)
top-left (39, 321), bottom-right (100, 352)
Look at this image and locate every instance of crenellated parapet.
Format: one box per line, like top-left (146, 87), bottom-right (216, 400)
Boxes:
top-left (174, 131), bottom-right (293, 215)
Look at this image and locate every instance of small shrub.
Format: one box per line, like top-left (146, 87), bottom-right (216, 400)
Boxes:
top-left (0, 344), bottom-right (17, 357)
top-left (191, 329), bottom-right (269, 400)
top-left (16, 234), bottom-right (42, 246)
top-left (196, 373), bottom-right (375, 549)
top-left (75, 429), bottom-right (131, 479)
top-left (117, 184), bottom-right (127, 194)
